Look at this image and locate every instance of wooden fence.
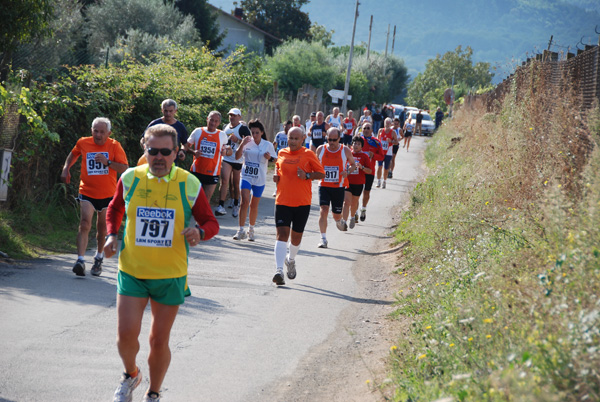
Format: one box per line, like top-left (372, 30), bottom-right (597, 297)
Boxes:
top-left (464, 37), bottom-right (600, 113)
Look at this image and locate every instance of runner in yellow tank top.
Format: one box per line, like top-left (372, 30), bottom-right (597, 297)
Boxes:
top-left (104, 124), bottom-right (219, 401)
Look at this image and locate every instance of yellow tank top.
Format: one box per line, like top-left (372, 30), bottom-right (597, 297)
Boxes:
top-left (118, 164), bottom-right (201, 279)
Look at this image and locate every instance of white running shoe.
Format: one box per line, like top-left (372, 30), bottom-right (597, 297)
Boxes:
top-left (113, 369), bottom-right (142, 402)
top-left (349, 217), bottom-right (356, 229)
top-left (382, 180), bottom-right (386, 189)
top-left (226, 198), bottom-right (234, 208)
top-left (317, 238), bottom-right (328, 248)
top-left (336, 219), bottom-right (347, 231)
top-left (232, 205), bottom-right (239, 217)
top-left (233, 228), bottom-right (247, 240)
top-left (285, 258), bottom-right (296, 280)
top-left (248, 227), bottom-right (255, 241)
top-left (215, 205), bottom-right (226, 216)
top-left (376, 179), bottom-right (381, 188)
top-left (273, 268), bottom-right (285, 285)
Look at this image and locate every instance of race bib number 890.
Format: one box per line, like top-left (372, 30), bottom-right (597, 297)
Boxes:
top-left (135, 207), bottom-right (176, 247)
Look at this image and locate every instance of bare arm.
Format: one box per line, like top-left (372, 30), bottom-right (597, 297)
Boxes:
top-left (60, 152), bottom-right (79, 184)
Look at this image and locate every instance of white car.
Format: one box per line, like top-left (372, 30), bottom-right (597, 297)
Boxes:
top-left (405, 111), bottom-right (435, 136)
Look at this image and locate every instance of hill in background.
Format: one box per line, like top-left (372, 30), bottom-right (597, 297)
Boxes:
top-left (209, 0), bottom-right (599, 83)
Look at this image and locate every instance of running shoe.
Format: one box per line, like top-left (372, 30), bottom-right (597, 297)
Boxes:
top-left (317, 238), bottom-right (328, 248)
top-left (285, 258), bottom-right (296, 280)
top-left (376, 179), bottom-right (381, 188)
top-left (349, 217), bottom-right (356, 229)
top-left (142, 392), bottom-right (161, 401)
top-left (336, 219), bottom-right (348, 231)
top-left (113, 369), bottom-right (142, 402)
top-left (388, 171), bottom-right (393, 179)
top-left (272, 270), bottom-right (285, 285)
top-left (91, 257), bottom-right (103, 276)
top-left (233, 228), bottom-right (247, 240)
top-left (227, 198), bottom-right (234, 208)
top-left (215, 205), bottom-right (227, 216)
top-left (248, 227), bottom-right (255, 241)
top-left (360, 209), bottom-right (366, 222)
top-left (382, 180), bottom-right (386, 189)
top-left (232, 205), bottom-right (239, 218)
top-left (72, 260), bottom-right (85, 276)
top-left (354, 212), bottom-right (359, 222)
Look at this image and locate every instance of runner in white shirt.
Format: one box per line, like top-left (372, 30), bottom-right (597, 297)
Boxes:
top-left (233, 119), bottom-right (277, 241)
top-left (305, 112), bottom-right (316, 148)
top-left (216, 108), bottom-right (251, 217)
top-left (326, 107), bottom-right (342, 129)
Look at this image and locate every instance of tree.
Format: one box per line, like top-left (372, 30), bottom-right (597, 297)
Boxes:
top-left (172, 0), bottom-right (224, 50)
top-left (265, 39), bottom-right (337, 96)
top-left (0, 0), bottom-right (54, 78)
top-left (309, 23), bottom-right (334, 47)
top-left (332, 48), bottom-right (409, 105)
top-left (235, 0), bottom-right (311, 54)
top-left (10, 0), bottom-right (84, 78)
top-left (406, 45), bottom-right (493, 110)
top-left (85, 0), bottom-right (199, 64)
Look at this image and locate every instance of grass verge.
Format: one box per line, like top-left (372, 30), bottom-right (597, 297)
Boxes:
top-left (386, 88), bottom-right (600, 400)
top-left (0, 185), bottom-right (80, 259)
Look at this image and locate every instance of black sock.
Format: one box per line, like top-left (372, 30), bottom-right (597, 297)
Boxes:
top-left (234, 199), bottom-right (239, 206)
top-left (219, 200), bottom-right (225, 207)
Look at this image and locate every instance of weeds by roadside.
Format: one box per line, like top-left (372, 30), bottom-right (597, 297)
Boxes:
top-left (386, 86), bottom-right (600, 400)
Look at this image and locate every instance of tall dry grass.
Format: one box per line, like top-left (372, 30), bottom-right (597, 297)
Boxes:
top-left (385, 70), bottom-right (600, 401)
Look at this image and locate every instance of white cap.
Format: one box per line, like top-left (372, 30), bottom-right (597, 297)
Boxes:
top-left (228, 108), bottom-right (242, 116)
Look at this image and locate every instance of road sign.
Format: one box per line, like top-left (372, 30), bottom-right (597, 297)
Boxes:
top-left (328, 89), bottom-right (352, 103)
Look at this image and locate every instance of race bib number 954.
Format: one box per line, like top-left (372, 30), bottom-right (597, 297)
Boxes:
top-left (135, 207), bottom-right (175, 247)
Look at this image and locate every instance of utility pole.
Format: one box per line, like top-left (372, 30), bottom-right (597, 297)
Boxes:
top-left (391, 25), bottom-right (396, 55)
top-left (366, 15), bottom-right (372, 60)
top-left (342, 0), bottom-right (360, 114)
top-left (384, 24), bottom-right (390, 58)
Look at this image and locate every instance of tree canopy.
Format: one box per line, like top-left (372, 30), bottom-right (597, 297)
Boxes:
top-left (235, 0), bottom-right (311, 54)
top-left (0, 0), bottom-right (54, 76)
top-left (406, 45), bottom-right (493, 110)
top-left (172, 0), bottom-right (225, 50)
top-left (85, 0), bottom-right (199, 63)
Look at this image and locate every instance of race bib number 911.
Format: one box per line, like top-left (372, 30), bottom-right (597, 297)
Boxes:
top-left (135, 207), bottom-right (175, 247)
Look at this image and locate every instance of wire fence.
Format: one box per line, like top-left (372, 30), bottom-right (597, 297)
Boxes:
top-left (464, 37), bottom-right (600, 113)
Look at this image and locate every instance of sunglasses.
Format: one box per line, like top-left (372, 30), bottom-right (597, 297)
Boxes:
top-left (147, 147), bottom-right (174, 156)
top-left (328, 138), bottom-right (339, 142)
top-left (363, 127), bottom-right (372, 130)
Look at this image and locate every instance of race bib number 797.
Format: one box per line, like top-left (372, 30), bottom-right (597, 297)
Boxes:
top-left (135, 207), bottom-right (175, 247)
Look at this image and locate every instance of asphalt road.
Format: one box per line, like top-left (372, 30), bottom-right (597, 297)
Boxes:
top-left (0, 137), bottom-right (425, 402)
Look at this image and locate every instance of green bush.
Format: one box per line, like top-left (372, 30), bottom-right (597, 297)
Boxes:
top-left (4, 45), bottom-right (269, 206)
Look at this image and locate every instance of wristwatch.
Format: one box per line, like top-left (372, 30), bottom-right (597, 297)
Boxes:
top-left (305, 172), bottom-right (311, 180)
top-left (106, 160), bottom-right (112, 167)
top-left (105, 233), bottom-right (117, 240)
top-left (195, 224), bottom-right (205, 240)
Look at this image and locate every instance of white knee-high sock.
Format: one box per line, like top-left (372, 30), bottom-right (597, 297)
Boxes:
top-left (274, 240), bottom-right (287, 269)
top-left (288, 243), bottom-right (300, 260)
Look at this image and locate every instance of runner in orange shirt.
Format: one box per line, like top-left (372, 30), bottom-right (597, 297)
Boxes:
top-left (315, 127), bottom-right (356, 248)
top-left (61, 117), bottom-right (129, 276)
top-left (272, 127), bottom-right (325, 285)
top-left (185, 111), bottom-right (233, 204)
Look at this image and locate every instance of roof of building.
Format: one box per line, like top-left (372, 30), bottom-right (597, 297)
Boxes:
top-left (208, 4), bottom-right (282, 42)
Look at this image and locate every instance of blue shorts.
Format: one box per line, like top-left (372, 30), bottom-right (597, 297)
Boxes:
top-left (377, 155), bottom-right (393, 169)
top-left (241, 179), bottom-right (265, 198)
